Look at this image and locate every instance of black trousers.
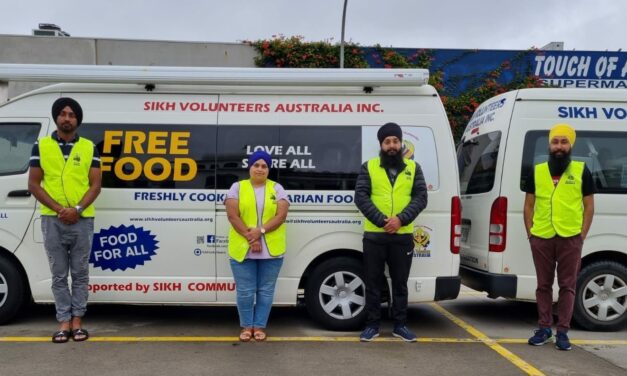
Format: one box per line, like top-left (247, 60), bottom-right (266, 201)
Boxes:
top-left (363, 234), bottom-right (414, 328)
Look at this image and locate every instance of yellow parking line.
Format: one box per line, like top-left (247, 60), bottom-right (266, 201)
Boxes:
top-left (459, 291), bottom-right (489, 296)
top-left (0, 336), bottom-right (481, 343)
top-left (429, 303), bottom-right (545, 376)
top-left (496, 338), bottom-right (627, 345)
top-left (1, 336), bottom-right (626, 345)
top-left (570, 340), bottom-right (627, 345)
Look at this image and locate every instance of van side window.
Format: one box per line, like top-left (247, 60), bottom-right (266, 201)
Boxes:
top-left (457, 131), bottom-right (502, 194)
top-left (521, 130), bottom-right (627, 194)
top-left (0, 123), bottom-right (41, 176)
top-left (216, 126), bottom-right (280, 189)
top-left (216, 125), bottom-right (361, 190)
top-left (80, 124), bottom-right (217, 189)
top-left (279, 126), bottom-right (361, 190)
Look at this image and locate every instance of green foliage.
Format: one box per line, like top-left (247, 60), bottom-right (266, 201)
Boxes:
top-left (372, 45), bottom-right (434, 69)
top-left (250, 35), bottom-right (367, 68)
top-left (369, 46), bottom-right (444, 90)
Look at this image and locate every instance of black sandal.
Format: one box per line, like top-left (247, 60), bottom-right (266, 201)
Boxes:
top-left (52, 330), bottom-right (71, 343)
top-left (71, 328), bottom-right (89, 342)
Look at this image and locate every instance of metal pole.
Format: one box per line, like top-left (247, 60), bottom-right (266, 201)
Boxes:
top-left (340, 0), bottom-right (348, 68)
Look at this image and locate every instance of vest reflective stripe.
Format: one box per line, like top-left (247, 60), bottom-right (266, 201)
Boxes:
top-left (38, 136), bottom-right (95, 217)
top-left (364, 157), bottom-right (416, 234)
top-left (228, 179), bottom-right (286, 262)
top-left (531, 161), bottom-right (584, 238)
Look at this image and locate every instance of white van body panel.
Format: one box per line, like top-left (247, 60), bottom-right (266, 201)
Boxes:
top-left (0, 76), bottom-right (460, 329)
top-left (458, 92), bottom-right (518, 274)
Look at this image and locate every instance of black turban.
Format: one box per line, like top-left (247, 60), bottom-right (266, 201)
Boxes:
top-left (51, 97), bottom-right (83, 126)
top-left (377, 122), bottom-right (402, 144)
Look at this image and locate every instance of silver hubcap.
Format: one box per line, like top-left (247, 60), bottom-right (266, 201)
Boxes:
top-left (582, 273), bottom-right (627, 322)
top-left (0, 271), bottom-right (7, 307)
top-left (318, 271), bottom-right (365, 320)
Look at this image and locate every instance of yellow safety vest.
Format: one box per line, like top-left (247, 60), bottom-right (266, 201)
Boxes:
top-left (531, 161), bottom-right (584, 238)
top-left (364, 157), bottom-right (416, 234)
top-left (38, 136), bottom-right (96, 217)
top-left (228, 179), bottom-right (286, 262)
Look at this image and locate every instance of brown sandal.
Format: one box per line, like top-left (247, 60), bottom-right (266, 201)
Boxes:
top-left (253, 328), bottom-right (267, 341)
top-left (239, 328), bottom-right (253, 342)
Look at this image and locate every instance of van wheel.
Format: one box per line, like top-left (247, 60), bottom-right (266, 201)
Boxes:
top-left (573, 261), bottom-right (627, 331)
top-left (305, 257), bottom-right (366, 330)
top-left (0, 254), bottom-right (27, 324)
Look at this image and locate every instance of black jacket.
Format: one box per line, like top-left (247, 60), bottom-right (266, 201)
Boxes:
top-left (354, 159), bottom-right (428, 237)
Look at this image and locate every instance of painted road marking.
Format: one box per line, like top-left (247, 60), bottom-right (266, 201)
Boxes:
top-left (497, 339), bottom-right (627, 345)
top-left (0, 336), bottom-right (476, 342)
top-left (429, 303), bottom-right (545, 376)
top-left (459, 291), bottom-right (489, 296)
top-left (1, 336), bottom-right (626, 344)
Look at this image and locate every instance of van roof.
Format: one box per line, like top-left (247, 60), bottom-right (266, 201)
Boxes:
top-left (1, 82), bottom-right (439, 106)
top-left (0, 64), bottom-right (436, 103)
top-left (0, 64), bottom-right (430, 87)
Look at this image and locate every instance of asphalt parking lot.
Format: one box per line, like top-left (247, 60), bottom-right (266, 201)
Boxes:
top-left (1, 287), bottom-right (625, 376)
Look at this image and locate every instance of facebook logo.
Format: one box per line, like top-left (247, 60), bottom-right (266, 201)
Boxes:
top-left (206, 235), bottom-right (216, 244)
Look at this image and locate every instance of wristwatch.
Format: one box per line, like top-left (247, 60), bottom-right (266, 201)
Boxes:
top-left (75, 205), bottom-right (84, 215)
top-left (260, 227), bottom-right (266, 234)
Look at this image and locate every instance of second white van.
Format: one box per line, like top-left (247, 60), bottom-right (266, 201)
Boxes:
top-left (458, 88), bottom-right (627, 331)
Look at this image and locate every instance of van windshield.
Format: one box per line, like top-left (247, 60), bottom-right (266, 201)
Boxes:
top-left (457, 131), bottom-right (501, 195)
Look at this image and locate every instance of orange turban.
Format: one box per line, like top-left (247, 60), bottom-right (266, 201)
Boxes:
top-left (549, 123), bottom-right (576, 146)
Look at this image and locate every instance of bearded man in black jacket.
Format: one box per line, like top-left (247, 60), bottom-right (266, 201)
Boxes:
top-left (355, 122), bottom-right (428, 342)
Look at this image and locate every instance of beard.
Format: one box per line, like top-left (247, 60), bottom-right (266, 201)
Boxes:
top-left (548, 148), bottom-right (572, 176)
top-left (379, 148), bottom-right (404, 169)
top-left (58, 122), bottom-right (76, 134)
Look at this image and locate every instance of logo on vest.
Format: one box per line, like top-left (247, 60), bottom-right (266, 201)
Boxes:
top-left (72, 153), bottom-right (81, 166)
top-left (404, 169), bottom-right (412, 180)
top-left (565, 175), bottom-right (576, 184)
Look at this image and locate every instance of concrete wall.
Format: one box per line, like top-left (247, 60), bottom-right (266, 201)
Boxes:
top-left (94, 39), bottom-right (256, 67)
top-left (0, 35), bottom-right (97, 98)
top-left (0, 34), bottom-right (257, 99)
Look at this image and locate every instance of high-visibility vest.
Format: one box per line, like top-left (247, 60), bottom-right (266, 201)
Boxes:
top-left (363, 157), bottom-right (416, 234)
top-left (38, 136), bottom-right (95, 217)
top-left (228, 179), bottom-right (286, 262)
top-left (531, 161), bottom-right (584, 238)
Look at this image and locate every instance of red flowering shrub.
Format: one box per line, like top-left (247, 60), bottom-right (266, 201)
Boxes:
top-left (249, 35), bottom-right (367, 68)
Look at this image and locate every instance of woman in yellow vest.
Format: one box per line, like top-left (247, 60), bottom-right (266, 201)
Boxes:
top-left (225, 150), bottom-right (289, 342)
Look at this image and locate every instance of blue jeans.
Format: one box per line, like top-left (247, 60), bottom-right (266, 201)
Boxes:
top-left (229, 257), bottom-right (283, 328)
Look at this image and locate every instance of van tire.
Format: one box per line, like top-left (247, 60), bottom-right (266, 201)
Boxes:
top-left (305, 257), bottom-right (367, 331)
top-left (573, 261), bottom-right (627, 331)
top-left (0, 254), bottom-right (27, 325)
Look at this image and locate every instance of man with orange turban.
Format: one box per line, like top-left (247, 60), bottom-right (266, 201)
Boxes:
top-left (523, 123), bottom-right (595, 351)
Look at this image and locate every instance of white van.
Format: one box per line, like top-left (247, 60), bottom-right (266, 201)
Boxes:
top-left (0, 64), bottom-right (461, 330)
top-left (457, 88), bottom-right (627, 331)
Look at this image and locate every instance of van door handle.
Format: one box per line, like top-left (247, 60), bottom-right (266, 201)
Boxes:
top-left (8, 190), bottom-right (32, 197)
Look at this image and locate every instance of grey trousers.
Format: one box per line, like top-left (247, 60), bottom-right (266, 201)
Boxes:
top-left (41, 216), bottom-right (94, 323)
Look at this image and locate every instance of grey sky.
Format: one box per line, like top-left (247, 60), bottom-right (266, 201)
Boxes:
top-left (0, 0), bottom-right (624, 50)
